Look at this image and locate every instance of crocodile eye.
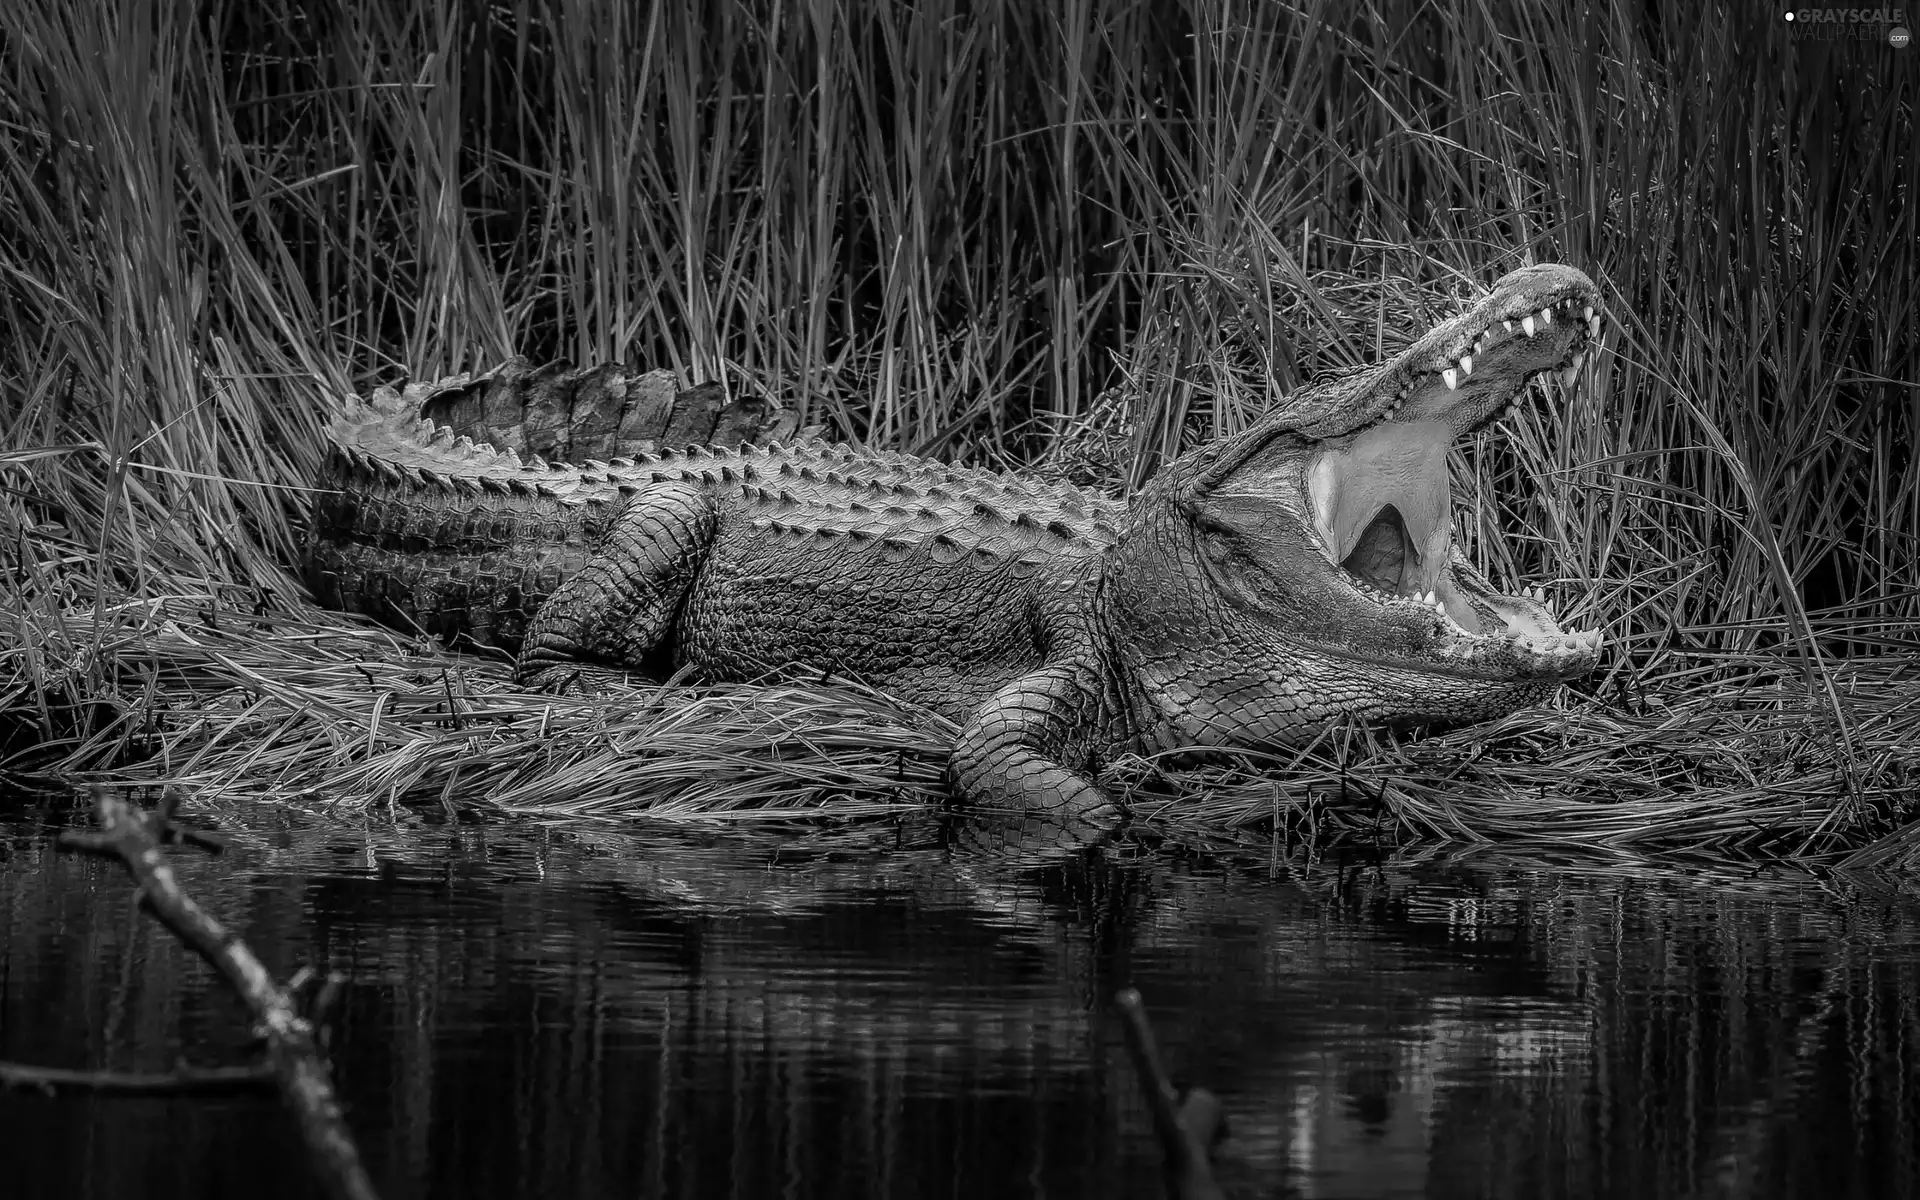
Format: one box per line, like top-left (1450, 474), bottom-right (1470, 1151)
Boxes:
top-left (1200, 526), bottom-right (1236, 562)
top-left (1191, 510), bottom-right (1237, 538)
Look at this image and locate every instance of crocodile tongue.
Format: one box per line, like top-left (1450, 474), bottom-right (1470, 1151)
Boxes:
top-left (1306, 418), bottom-right (1453, 598)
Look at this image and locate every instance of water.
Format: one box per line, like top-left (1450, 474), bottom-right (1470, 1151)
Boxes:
top-left (2, 793), bottom-right (1916, 1199)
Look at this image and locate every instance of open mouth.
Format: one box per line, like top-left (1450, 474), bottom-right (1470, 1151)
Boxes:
top-left (1302, 267), bottom-right (1605, 674)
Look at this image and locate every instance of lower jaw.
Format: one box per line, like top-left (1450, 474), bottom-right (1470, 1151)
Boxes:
top-left (1145, 667), bottom-right (1563, 749)
top-left (1329, 638), bottom-right (1596, 683)
top-left (1374, 680), bottom-right (1562, 735)
top-left (1376, 565), bottom-right (1525, 637)
top-left (1407, 571), bottom-right (1604, 673)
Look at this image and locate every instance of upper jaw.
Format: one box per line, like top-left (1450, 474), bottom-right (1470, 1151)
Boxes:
top-left (1363, 264), bottom-right (1603, 435)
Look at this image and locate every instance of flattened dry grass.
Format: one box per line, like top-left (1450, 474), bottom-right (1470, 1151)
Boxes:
top-left (6, 599), bottom-right (947, 822)
top-left (10, 592), bottom-right (1916, 861)
top-left (1, 0), bottom-right (1916, 860)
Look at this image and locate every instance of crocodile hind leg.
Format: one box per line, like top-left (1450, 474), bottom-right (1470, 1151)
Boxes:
top-left (950, 660), bottom-right (1120, 823)
top-left (514, 480), bottom-right (717, 689)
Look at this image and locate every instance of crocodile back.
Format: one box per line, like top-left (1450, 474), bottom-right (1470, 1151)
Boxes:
top-left (308, 378), bottom-right (1128, 682)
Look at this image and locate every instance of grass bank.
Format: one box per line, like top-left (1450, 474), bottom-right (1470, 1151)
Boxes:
top-left (1, 0), bottom-right (1914, 859)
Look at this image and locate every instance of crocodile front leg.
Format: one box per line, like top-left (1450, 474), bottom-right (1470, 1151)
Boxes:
top-left (949, 659), bottom-right (1120, 822)
top-left (515, 480), bottom-right (716, 688)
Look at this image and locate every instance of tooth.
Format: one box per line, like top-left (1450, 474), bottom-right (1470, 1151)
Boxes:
top-left (1442, 367), bottom-right (1459, 390)
top-left (1588, 314), bottom-right (1601, 338)
top-left (1459, 355), bottom-right (1473, 376)
top-left (1502, 320), bottom-right (1513, 333)
top-left (1570, 349), bottom-right (1586, 371)
top-left (1582, 304), bottom-right (1594, 323)
top-left (1474, 336), bottom-right (1485, 354)
top-left (1521, 315), bottom-right (1535, 337)
top-left (1538, 307), bottom-right (1553, 326)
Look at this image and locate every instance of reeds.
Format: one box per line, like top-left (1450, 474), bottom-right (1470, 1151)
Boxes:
top-left (1, 0), bottom-right (1914, 855)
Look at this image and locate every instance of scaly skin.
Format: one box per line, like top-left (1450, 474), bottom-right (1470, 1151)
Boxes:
top-left (308, 264), bottom-right (1609, 824)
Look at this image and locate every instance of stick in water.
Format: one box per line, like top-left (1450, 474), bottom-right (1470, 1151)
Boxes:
top-left (57, 786), bottom-right (381, 1200)
top-left (1114, 988), bottom-right (1227, 1200)
top-left (0, 1062), bottom-right (274, 1097)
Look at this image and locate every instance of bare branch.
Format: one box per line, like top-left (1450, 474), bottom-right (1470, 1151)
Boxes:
top-left (0, 1061), bottom-right (274, 1097)
top-left (60, 786), bottom-right (381, 1200)
top-left (1114, 988), bottom-right (1227, 1200)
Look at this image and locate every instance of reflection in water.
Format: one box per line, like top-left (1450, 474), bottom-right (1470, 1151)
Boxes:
top-left (2, 794), bottom-right (1916, 1199)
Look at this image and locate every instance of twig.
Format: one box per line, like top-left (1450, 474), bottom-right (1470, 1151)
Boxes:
top-left (0, 1061), bottom-right (274, 1097)
top-left (1114, 988), bottom-right (1227, 1200)
top-left (59, 786), bottom-right (380, 1200)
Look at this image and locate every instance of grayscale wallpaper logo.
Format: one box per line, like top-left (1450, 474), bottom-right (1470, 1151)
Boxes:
top-left (1783, 7), bottom-right (1911, 44)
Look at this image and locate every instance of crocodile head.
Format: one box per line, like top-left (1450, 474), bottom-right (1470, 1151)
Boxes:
top-left (1109, 263), bottom-right (1605, 747)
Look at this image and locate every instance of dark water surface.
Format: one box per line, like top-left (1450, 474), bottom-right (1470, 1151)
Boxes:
top-left (2, 795), bottom-right (1917, 1199)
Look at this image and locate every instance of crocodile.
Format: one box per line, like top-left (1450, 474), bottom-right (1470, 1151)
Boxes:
top-left (308, 263), bottom-right (1607, 821)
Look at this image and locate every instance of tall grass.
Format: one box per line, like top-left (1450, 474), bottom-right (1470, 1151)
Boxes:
top-left (0, 0), bottom-right (1913, 851)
